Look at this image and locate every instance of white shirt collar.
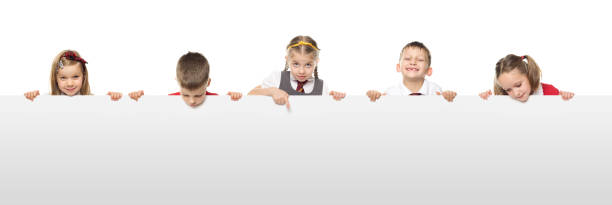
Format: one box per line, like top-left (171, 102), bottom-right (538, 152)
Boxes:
top-left (401, 79), bottom-right (429, 94)
top-left (533, 83), bottom-right (544, 95)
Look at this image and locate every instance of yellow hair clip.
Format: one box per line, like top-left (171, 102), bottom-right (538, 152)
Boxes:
top-left (288, 41), bottom-right (319, 51)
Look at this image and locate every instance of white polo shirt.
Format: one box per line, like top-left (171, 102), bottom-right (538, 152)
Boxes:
top-left (384, 79), bottom-right (442, 95)
top-left (261, 71), bottom-right (330, 94)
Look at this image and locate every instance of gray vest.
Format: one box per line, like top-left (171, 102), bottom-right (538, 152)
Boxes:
top-left (279, 71), bottom-right (324, 95)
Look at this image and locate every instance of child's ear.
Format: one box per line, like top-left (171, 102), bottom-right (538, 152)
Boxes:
top-left (396, 64), bottom-right (401, 72)
top-left (285, 55), bottom-right (288, 62)
top-left (207, 78), bottom-right (211, 87)
top-left (427, 67), bottom-right (433, 76)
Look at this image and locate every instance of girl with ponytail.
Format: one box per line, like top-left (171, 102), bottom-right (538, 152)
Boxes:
top-left (479, 54), bottom-right (574, 102)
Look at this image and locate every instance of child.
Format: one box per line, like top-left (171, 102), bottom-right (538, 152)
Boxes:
top-left (24, 50), bottom-right (122, 101)
top-left (479, 54), bottom-right (574, 102)
top-left (128, 52), bottom-right (242, 107)
top-left (366, 41), bottom-right (457, 102)
top-left (248, 35), bottom-right (345, 107)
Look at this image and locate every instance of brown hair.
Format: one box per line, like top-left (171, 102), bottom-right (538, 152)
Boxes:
top-left (177, 52), bottom-right (210, 90)
top-left (50, 50), bottom-right (91, 95)
top-left (493, 54), bottom-right (541, 95)
top-left (284, 35), bottom-right (320, 79)
top-left (399, 41), bottom-right (431, 67)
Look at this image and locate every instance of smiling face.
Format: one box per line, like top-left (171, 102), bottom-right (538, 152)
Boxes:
top-left (56, 64), bottom-right (84, 96)
top-left (496, 69), bottom-right (533, 102)
top-left (396, 47), bottom-right (431, 80)
top-left (287, 51), bottom-right (318, 82)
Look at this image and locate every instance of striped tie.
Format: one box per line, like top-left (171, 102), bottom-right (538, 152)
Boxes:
top-left (296, 81), bottom-right (306, 93)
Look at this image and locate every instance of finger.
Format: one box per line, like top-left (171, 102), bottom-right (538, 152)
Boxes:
top-left (436, 91), bottom-right (441, 95)
top-left (369, 95), bottom-right (376, 102)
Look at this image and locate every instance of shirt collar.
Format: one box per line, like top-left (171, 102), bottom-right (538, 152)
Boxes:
top-left (401, 79), bottom-right (429, 95)
top-left (533, 83), bottom-right (544, 95)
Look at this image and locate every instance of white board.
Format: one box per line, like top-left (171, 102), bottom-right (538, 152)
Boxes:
top-left (1, 96), bottom-right (611, 204)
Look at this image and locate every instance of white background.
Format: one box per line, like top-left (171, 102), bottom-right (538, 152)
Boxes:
top-left (0, 0), bottom-right (610, 95)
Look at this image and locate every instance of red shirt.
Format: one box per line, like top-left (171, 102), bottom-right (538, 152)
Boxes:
top-left (168, 91), bottom-right (218, 96)
top-left (541, 83), bottom-right (560, 95)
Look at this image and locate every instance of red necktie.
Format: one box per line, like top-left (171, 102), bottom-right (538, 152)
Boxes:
top-left (296, 81), bottom-right (305, 93)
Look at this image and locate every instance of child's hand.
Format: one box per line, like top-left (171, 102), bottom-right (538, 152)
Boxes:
top-left (128, 90), bottom-right (144, 101)
top-left (329, 91), bottom-right (346, 101)
top-left (436, 91), bottom-right (457, 102)
top-left (366, 90), bottom-right (384, 102)
top-left (560, 91), bottom-right (574, 101)
top-left (107, 91), bottom-right (123, 101)
top-left (479, 90), bottom-right (492, 100)
top-left (271, 88), bottom-right (290, 106)
top-left (24, 90), bottom-right (40, 101)
top-left (227, 92), bottom-right (243, 101)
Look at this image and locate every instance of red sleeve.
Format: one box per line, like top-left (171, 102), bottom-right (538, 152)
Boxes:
top-left (541, 83), bottom-right (560, 95)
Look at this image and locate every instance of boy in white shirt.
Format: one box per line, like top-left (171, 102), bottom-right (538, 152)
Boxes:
top-left (367, 41), bottom-right (456, 102)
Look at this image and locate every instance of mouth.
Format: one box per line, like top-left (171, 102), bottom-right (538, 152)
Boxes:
top-left (405, 67), bottom-right (419, 72)
top-left (65, 88), bottom-right (76, 92)
top-left (296, 75), bottom-right (307, 80)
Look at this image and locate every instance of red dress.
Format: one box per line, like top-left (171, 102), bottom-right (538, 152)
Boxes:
top-left (541, 83), bottom-right (560, 95)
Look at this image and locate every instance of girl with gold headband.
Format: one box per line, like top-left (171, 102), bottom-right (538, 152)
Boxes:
top-left (248, 35), bottom-right (345, 107)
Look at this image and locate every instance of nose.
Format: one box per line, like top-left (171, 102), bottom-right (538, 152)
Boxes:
top-left (296, 67), bottom-right (305, 74)
top-left (67, 80), bottom-right (74, 86)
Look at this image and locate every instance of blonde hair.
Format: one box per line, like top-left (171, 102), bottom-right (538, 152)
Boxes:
top-left (284, 35), bottom-right (320, 79)
top-left (50, 50), bottom-right (91, 95)
top-left (493, 54), bottom-right (541, 95)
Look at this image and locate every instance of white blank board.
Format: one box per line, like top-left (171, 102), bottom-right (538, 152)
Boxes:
top-left (1, 96), bottom-right (611, 205)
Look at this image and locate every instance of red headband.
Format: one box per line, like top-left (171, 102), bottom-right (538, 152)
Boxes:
top-left (62, 51), bottom-right (88, 64)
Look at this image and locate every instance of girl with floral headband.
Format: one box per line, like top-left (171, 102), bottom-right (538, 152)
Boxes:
top-left (24, 50), bottom-right (123, 101)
